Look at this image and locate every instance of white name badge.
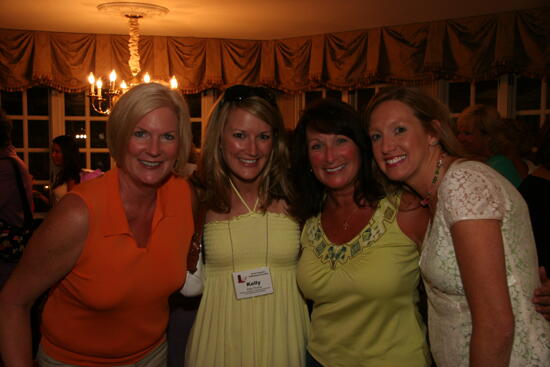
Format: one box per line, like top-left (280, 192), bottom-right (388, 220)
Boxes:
top-left (232, 266), bottom-right (274, 300)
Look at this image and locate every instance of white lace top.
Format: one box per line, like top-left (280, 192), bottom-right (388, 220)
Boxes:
top-left (420, 160), bottom-right (550, 367)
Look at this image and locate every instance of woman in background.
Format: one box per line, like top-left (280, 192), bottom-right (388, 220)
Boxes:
top-left (50, 135), bottom-right (81, 204)
top-left (0, 83), bottom-right (195, 366)
top-left (51, 135), bottom-right (103, 205)
top-left (365, 86), bottom-right (550, 367)
top-left (291, 99), bottom-right (430, 367)
top-left (185, 85), bottom-right (309, 367)
top-left (455, 104), bottom-right (522, 187)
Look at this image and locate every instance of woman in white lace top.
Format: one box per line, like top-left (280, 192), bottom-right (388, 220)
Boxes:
top-left (364, 86), bottom-right (550, 367)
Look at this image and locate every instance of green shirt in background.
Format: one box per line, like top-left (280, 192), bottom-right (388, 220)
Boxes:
top-left (486, 154), bottom-right (522, 187)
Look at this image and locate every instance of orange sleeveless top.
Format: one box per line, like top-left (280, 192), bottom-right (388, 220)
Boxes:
top-left (41, 168), bottom-right (193, 366)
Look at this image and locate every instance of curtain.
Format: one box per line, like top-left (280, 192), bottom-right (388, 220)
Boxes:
top-left (0, 7), bottom-right (548, 93)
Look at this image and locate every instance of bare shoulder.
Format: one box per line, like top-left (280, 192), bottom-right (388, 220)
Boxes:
top-left (396, 192), bottom-right (430, 248)
top-left (23, 193), bottom-right (88, 268)
top-left (268, 199), bottom-right (289, 215)
top-left (3, 193), bottom-right (89, 299)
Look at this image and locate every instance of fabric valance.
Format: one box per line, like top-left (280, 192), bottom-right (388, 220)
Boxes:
top-left (0, 7), bottom-right (548, 93)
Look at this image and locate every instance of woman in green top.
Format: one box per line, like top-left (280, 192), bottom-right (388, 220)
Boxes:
top-left (290, 99), bottom-right (431, 367)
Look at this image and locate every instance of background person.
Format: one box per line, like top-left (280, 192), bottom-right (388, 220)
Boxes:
top-left (50, 135), bottom-right (104, 205)
top-left (0, 109), bottom-right (34, 287)
top-left (455, 104), bottom-right (522, 187)
top-left (0, 83), bottom-right (195, 367)
top-left (291, 99), bottom-right (431, 367)
top-left (185, 85), bottom-right (309, 367)
top-left (365, 86), bottom-right (550, 367)
top-left (50, 135), bottom-right (81, 204)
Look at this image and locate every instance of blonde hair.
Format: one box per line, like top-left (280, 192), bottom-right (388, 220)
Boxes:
top-left (107, 83), bottom-right (192, 176)
top-left (457, 104), bottom-right (508, 155)
top-left (198, 88), bottom-right (292, 213)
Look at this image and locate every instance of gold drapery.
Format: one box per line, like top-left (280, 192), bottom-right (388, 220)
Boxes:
top-left (0, 8), bottom-right (548, 93)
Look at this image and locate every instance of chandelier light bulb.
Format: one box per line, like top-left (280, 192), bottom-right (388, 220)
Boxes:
top-left (170, 76), bottom-right (178, 89)
top-left (96, 78), bottom-right (103, 96)
top-left (109, 70), bottom-right (117, 90)
top-left (88, 73), bottom-right (95, 95)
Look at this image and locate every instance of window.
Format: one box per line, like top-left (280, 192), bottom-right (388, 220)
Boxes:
top-left (185, 92), bottom-right (203, 149)
top-left (1, 87), bottom-right (51, 201)
top-left (514, 76), bottom-right (548, 137)
top-left (448, 79), bottom-right (499, 115)
top-left (63, 91), bottom-right (110, 172)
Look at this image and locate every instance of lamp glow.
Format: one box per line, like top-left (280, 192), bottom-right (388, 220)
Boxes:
top-left (170, 76), bottom-right (178, 89)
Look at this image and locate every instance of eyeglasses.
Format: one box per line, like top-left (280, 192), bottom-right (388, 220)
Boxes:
top-left (222, 85), bottom-right (277, 107)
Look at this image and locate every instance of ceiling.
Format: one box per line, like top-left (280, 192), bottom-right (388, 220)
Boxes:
top-left (0, 0), bottom-right (546, 40)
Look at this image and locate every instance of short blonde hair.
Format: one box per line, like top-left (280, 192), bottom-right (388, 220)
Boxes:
top-left (198, 86), bottom-right (292, 213)
top-left (107, 83), bottom-right (192, 176)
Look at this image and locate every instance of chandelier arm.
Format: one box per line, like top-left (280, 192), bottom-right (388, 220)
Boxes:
top-left (88, 3), bottom-right (177, 116)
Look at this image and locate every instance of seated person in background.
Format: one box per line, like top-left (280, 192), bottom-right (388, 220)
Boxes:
top-left (0, 109), bottom-right (33, 230)
top-left (519, 123), bottom-right (550, 274)
top-left (0, 109), bottom-right (33, 287)
top-left (456, 104), bottom-right (522, 187)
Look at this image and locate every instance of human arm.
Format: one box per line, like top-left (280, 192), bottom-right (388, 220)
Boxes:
top-left (533, 267), bottom-right (550, 320)
top-left (451, 219), bottom-right (514, 367)
top-left (66, 179), bottom-right (77, 192)
top-left (179, 181), bottom-right (203, 297)
top-left (0, 194), bottom-right (88, 367)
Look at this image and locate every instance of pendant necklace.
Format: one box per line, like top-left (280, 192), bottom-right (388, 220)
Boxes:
top-left (420, 152), bottom-right (446, 207)
top-left (342, 205), bottom-right (359, 230)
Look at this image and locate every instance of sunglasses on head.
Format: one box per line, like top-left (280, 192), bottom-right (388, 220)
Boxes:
top-left (222, 85), bottom-right (277, 107)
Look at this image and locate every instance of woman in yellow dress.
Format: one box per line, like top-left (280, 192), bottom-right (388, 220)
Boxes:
top-left (184, 85), bottom-right (309, 367)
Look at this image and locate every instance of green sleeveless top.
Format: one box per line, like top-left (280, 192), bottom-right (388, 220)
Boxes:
top-left (296, 193), bottom-right (430, 367)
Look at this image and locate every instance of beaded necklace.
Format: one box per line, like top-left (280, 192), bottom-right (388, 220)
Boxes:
top-left (420, 152), bottom-right (446, 207)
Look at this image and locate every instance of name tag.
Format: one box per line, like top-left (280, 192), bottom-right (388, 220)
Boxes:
top-left (232, 266), bottom-right (274, 300)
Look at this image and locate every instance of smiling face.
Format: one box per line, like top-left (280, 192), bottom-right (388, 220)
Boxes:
top-left (120, 106), bottom-right (179, 188)
top-left (221, 107), bottom-right (273, 186)
top-left (51, 143), bottom-right (63, 167)
top-left (368, 100), bottom-right (438, 187)
top-left (306, 128), bottom-right (360, 194)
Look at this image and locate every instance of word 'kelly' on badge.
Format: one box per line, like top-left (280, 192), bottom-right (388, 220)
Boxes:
top-left (232, 266), bottom-right (274, 300)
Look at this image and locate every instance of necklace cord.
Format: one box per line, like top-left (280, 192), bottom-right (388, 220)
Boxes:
top-left (227, 179), bottom-right (269, 271)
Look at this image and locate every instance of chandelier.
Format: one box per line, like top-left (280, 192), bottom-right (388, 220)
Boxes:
top-left (87, 2), bottom-right (178, 115)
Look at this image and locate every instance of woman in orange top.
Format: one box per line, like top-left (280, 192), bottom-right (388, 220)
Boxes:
top-left (0, 83), bottom-right (196, 367)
